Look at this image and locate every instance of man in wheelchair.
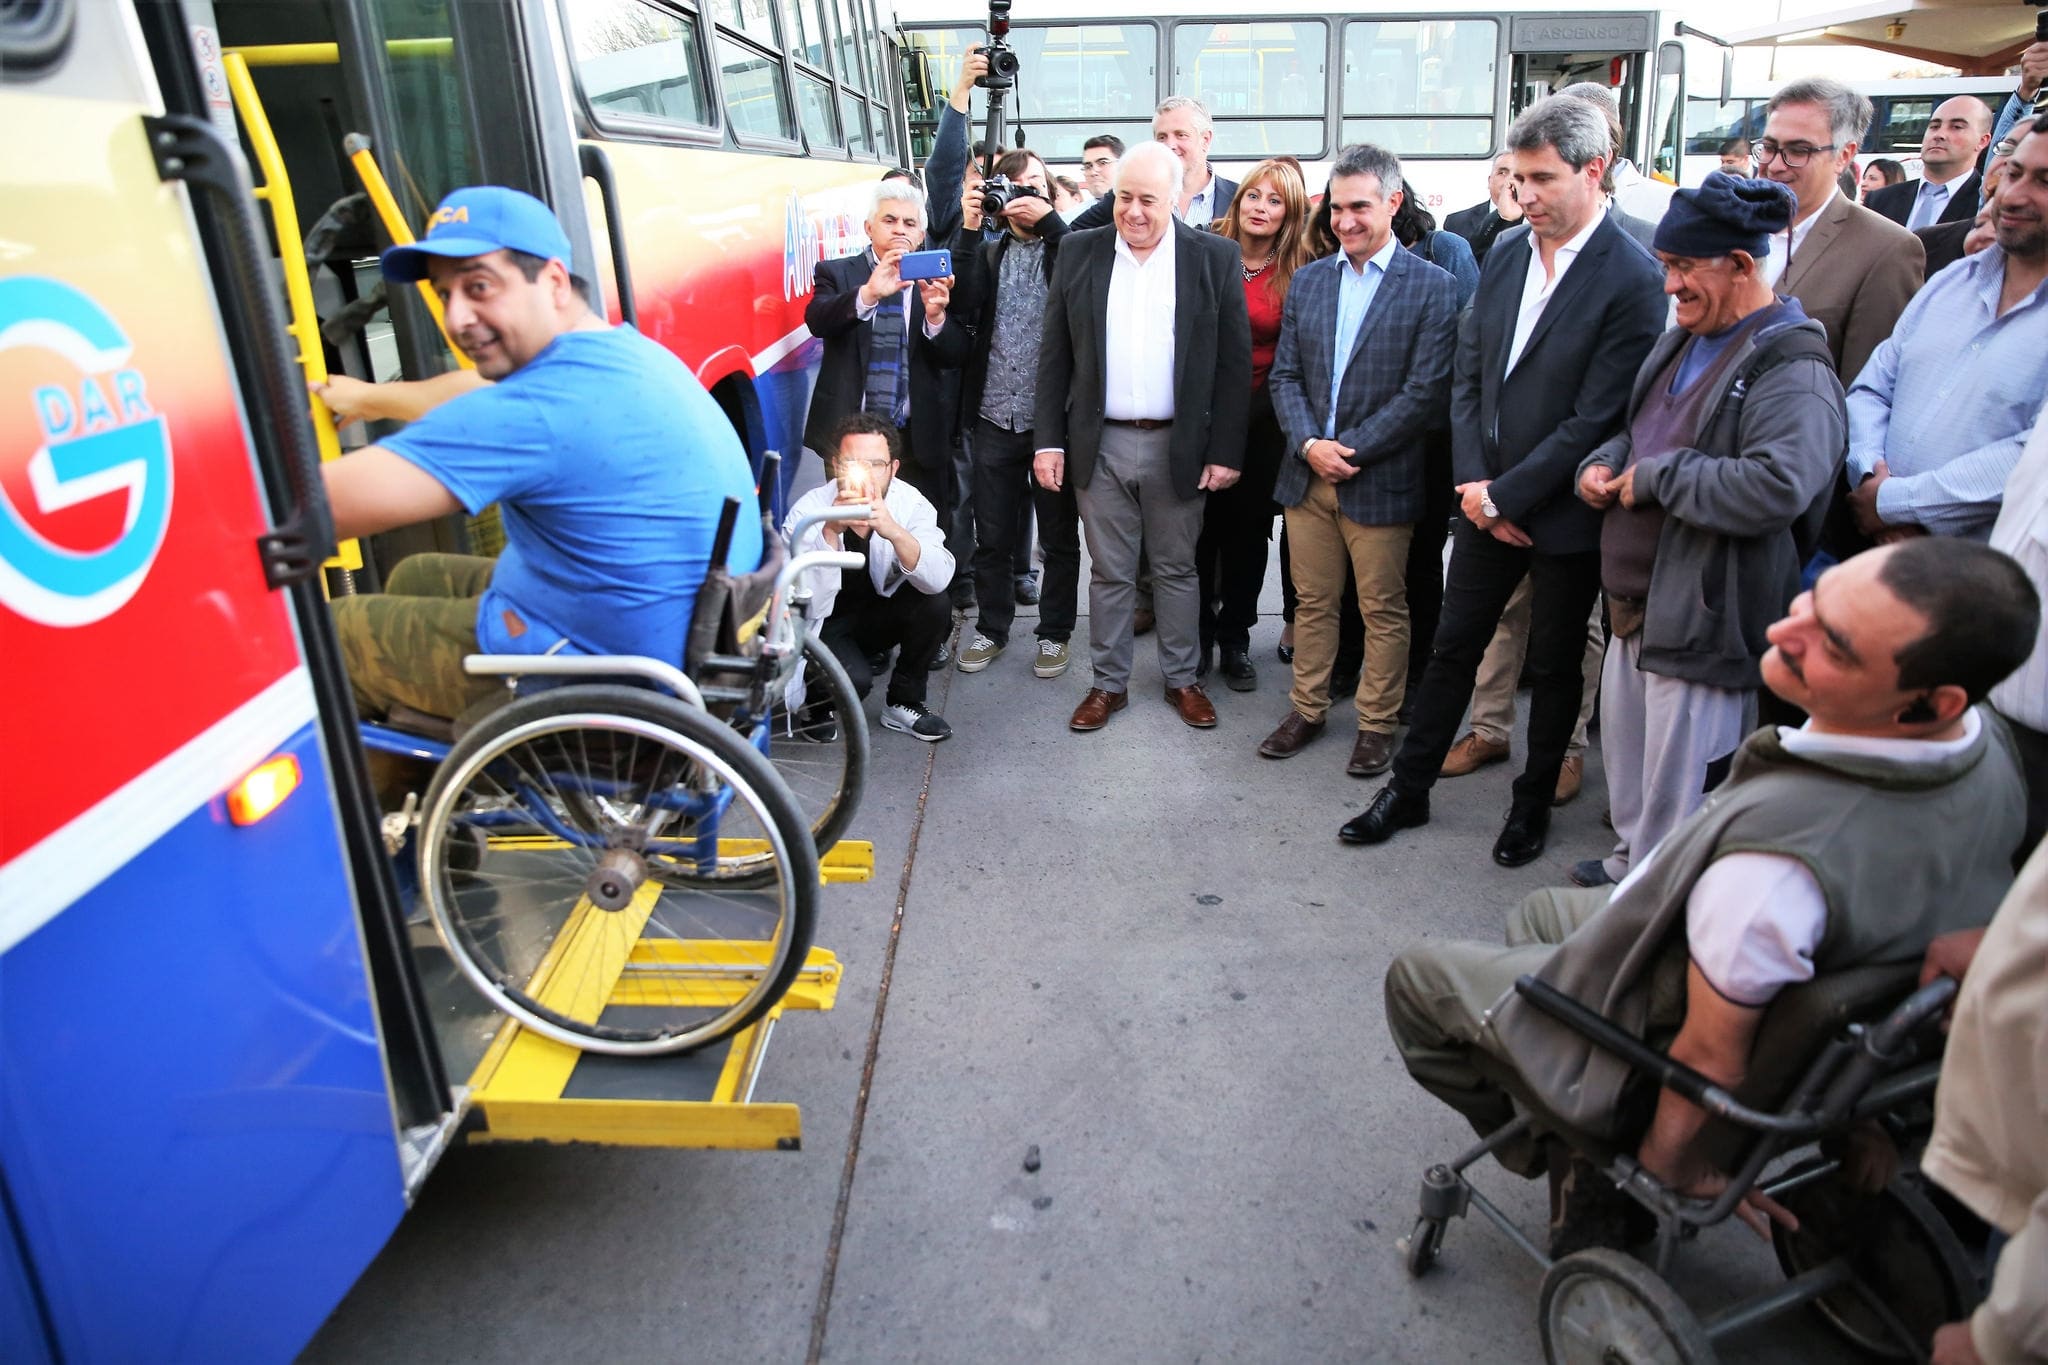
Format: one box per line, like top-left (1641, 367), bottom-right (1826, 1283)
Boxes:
top-left (1385, 538), bottom-right (2039, 1256)
top-left (319, 186), bottom-right (764, 725)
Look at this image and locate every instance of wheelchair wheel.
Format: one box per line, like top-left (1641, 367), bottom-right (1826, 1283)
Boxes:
top-left (1539, 1248), bottom-right (1718, 1365)
top-left (417, 684), bottom-right (818, 1056)
top-left (764, 634), bottom-right (869, 857)
top-left (1401, 1216), bottom-right (1446, 1277)
top-left (1769, 1164), bottom-right (1977, 1359)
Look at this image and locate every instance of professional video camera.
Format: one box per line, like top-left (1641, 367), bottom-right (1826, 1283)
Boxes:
top-left (974, 0), bottom-right (1043, 219)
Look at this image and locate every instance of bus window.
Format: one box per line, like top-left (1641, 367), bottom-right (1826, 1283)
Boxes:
top-left (719, 34), bottom-right (799, 140)
top-left (777, 0), bottom-right (825, 68)
top-left (569, 0), bottom-right (714, 131)
top-left (841, 89), bottom-right (872, 154)
top-left (712, 0), bottom-right (781, 49)
top-left (797, 69), bottom-right (843, 147)
top-left (1342, 19), bottom-right (1495, 158)
top-left (1174, 21), bottom-right (1326, 118)
top-left (833, 0), bottom-right (869, 91)
top-left (1013, 23), bottom-right (1158, 121)
top-left (1684, 96), bottom-right (1756, 154)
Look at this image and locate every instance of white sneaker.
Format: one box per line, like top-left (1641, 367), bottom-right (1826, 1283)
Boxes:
top-left (956, 632), bottom-right (1003, 672)
top-left (1034, 639), bottom-right (1070, 678)
top-left (881, 701), bottom-right (952, 741)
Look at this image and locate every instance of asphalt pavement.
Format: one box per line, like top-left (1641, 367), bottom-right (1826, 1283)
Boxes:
top-left (304, 548), bottom-right (1865, 1364)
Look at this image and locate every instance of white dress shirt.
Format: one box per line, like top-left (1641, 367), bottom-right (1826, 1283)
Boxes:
top-left (1991, 399), bottom-right (2048, 731)
top-left (1505, 206), bottom-right (1606, 377)
top-left (1761, 188), bottom-right (1835, 290)
top-left (1103, 226), bottom-right (1178, 420)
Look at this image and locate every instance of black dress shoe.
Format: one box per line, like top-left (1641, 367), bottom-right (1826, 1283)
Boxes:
top-left (1195, 641), bottom-right (1213, 677)
top-left (1339, 785), bottom-right (1430, 845)
top-left (1219, 647), bottom-right (1257, 692)
top-left (1492, 802), bottom-right (1551, 867)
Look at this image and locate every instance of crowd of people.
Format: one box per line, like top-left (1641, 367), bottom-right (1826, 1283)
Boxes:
top-left (308, 42), bottom-right (2048, 1362)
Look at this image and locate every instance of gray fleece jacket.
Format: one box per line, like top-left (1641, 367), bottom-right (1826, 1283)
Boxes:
top-left (1579, 306), bottom-right (1846, 690)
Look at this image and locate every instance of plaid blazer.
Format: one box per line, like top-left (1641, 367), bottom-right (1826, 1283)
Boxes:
top-left (1269, 245), bottom-right (1458, 526)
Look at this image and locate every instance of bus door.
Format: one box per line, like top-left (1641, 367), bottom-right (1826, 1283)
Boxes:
top-left (1506, 11), bottom-right (1657, 158)
top-left (1, 4), bottom-right (449, 1359)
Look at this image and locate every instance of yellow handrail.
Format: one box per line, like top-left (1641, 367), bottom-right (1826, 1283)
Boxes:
top-left (223, 38), bottom-right (453, 68)
top-left (221, 50), bottom-right (362, 574)
top-left (342, 133), bottom-right (473, 371)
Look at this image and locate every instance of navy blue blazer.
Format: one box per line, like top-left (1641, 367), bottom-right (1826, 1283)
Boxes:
top-left (1449, 216), bottom-right (1666, 553)
top-left (1268, 246), bottom-right (1459, 526)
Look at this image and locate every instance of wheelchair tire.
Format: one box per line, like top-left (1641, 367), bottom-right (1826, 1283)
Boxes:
top-left (1402, 1216), bottom-right (1445, 1277)
top-left (1538, 1248), bottom-right (1718, 1365)
top-left (1769, 1164), bottom-right (1978, 1360)
top-left (417, 684), bottom-right (819, 1056)
top-left (765, 634), bottom-right (869, 858)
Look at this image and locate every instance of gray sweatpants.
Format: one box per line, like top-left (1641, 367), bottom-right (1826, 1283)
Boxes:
top-left (1599, 632), bottom-right (1754, 881)
top-left (1074, 424), bottom-right (1203, 692)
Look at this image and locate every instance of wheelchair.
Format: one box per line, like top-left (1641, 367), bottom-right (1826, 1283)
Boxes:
top-left (359, 479), bottom-right (873, 1058)
top-left (1400, 964), bottom-right (1980, 1364)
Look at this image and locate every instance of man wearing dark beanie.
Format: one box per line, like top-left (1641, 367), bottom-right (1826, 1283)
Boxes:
top-left (1568, 171), bottom-right (1849, 887)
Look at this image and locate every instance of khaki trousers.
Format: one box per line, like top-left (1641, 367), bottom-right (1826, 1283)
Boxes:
top-left (1383, 884), bottom-right (1613, 1175)
top-left (332, 553), bottom-right (503, 722)
top-left (1469, 573), bottom-right (1605, 756)
top-left (1282, 479), bottom-right (1412, 731)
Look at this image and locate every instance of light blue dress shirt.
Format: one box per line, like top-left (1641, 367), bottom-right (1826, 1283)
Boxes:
top-left (1326, 236), bottom-right (1399, 439)
top-left (1846, 244), bottom-right (2048, 539)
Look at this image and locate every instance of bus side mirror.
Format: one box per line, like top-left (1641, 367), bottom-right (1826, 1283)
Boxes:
top-left (902, 49), bottom-right (935, 115)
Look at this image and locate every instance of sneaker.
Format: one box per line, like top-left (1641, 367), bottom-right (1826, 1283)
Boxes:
top-left (1034, 639), bottom-right (1071, 678)
top-left (881, 701), bottom-right (952, 742)
top-left (792, 700), bottom-right (838, 744)
top-left (957, 632), bottom-right (1003, 672)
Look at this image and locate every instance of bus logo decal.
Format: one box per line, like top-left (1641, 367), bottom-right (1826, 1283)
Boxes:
top-left (0, 277), bottom-right (174, 627)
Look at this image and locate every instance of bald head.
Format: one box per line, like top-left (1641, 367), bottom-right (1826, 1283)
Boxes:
top-left (1921, 96), bottom-right (1993, 182)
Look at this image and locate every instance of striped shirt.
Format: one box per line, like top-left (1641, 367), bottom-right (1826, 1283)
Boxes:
top-left (1845, 245), bottom-right (2048, 539)
top-left (1990, 401), bottom-right (2048, 731)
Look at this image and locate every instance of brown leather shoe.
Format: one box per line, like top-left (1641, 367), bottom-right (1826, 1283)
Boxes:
top-left (1133, 608), bottom-right (1156, 637)
top-left (1164, 683), bottom-right (1217, 728)
top-left (1257, 711), bottom-right (1325, 758)
top-left (1553, 753), bottom-right (1584, 806)
top-left (1440, 730), bottom-right (1510, 777)
top-left (1069, 688), bottom-right (1128, 732)
top-left (1347, 730), bottom-right (1395, 777)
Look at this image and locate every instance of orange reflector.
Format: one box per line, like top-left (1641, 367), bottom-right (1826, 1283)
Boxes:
top-left (228, 754), bottom-right (302, 826)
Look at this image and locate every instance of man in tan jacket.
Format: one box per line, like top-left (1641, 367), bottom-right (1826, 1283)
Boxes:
top-left (1921, 842), bottom-right (2048, 1364)
top-left (1755, 77), bottom-right (1924, 385)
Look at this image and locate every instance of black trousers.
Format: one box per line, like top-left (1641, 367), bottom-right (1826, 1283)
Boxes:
top-left (1404, 426), bottom-right (1457, 692)
top-left (1391, 519), bottom-right (1602, 809)
top-left (970, 418), bottom-right (1081, 645)
top-left (2000, 708), bottom-right (2048, 869)
top-left (818, 585), bottom-right (952, 708)
top-left (1197, 388), bottom-right (1283, 653)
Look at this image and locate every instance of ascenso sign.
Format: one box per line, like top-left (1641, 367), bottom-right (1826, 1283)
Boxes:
top-left (0, 276), bottom-right (173, 627)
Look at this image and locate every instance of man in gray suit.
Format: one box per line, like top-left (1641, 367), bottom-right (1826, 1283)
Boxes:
top-left (1755, 78), bottom-right (1924, 384)
top-left (1034, 142), bottom-right (1254, 732)
top-left (1259, 143), bottom-right (1459, 776)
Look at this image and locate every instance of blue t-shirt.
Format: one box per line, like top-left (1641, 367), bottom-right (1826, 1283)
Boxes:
top-left (382, 326), bottom-right (764, 662)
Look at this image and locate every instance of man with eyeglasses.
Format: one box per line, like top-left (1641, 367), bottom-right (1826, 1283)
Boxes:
top-left (1754, 78), bottom-right (1924, 386)
top-left (1078, 134), bottom-right (1123, 205)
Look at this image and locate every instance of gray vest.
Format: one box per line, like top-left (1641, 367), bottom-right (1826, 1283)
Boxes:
top-left (1485, 712), bottom-right (2025, 1138)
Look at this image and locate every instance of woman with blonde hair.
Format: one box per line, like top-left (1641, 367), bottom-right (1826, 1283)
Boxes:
top-left (1195, 157), bottom-right (1319, 690)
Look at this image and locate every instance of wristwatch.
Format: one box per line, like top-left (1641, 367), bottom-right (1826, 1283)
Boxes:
top-left (1302, 438), bottom-right (1318, 458)
top-left (1480, 489), bottom-right (1500, 519)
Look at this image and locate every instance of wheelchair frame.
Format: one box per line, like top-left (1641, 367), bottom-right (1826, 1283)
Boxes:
top-left (1403, 972), bottom-right (1978, 1363)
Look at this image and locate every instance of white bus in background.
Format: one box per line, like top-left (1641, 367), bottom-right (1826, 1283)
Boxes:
top-left (1680, 77), bottom-right (2013, 188)
top-left (894, 0), bottom-right (1708, 218)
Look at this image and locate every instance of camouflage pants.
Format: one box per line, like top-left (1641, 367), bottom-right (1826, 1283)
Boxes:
top-left (332, 553), bottom-right (505, 722)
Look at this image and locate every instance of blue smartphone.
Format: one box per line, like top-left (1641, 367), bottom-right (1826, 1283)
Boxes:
top-left (898, 248), bottom-right (952, 281)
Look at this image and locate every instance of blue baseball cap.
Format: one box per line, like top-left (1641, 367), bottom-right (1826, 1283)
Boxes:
top-left (380, 186), bottom-right (574, 283)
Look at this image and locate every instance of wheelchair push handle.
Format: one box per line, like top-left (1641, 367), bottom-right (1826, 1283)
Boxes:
top-left (784, 503), bottom-right (876, 548)
top-left (709, 497), bottom-right (742, 572)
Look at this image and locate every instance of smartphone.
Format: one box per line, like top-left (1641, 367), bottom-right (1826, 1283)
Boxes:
top-left (897, 248), bottom-right (952, 281)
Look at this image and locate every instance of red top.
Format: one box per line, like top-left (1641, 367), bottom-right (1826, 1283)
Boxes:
top-left (1244, 273), bottom-right (1285, 390)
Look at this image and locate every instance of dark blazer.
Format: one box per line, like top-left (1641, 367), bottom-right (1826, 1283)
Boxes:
top-left (1777, 194), bottom-right (1923, 384)
top-left (802, 250), bottom-right (969, 479)
top-left (1268, 247), bottom-right (1459, 525)
top-left (1445, 202), bottom-right (1519, 265)
top-left (1916, 217), bottom-right (1973, 279)
top-left (1449, 216), bottom-right (1667, 554)
top-left (1865, 170), bottom-right (1982, 228)
top-left (951, 211), bottom-right (1071, 430)
top-left (1066, 172), bottom-right (1241, 234)
top-left (1033, 218), bottom-right (1253, 500)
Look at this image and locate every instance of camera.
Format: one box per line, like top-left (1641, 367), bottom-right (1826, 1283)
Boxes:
top-left (977, 0), bottom-right (1017, 91)
top-left (979, 176), bottom-right (1044, 218)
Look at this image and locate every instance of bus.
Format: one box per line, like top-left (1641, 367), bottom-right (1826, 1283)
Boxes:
top-left (894, 0), bottom-right (1701, 219)
top-left (1680, 76), bottom-right (2013, 187)
top-left (2, 0), bottom-right (905, 1357)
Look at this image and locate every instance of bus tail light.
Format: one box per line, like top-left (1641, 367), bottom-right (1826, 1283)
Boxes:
top-left (228, 754), bottom-right (302, 826)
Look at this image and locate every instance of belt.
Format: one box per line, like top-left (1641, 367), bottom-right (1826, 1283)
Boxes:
top-left (1104, 417), bottom-right (1172, 430)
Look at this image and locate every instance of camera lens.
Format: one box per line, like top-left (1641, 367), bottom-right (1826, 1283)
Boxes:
top-left (990, 48), bottom-right (1020, 77)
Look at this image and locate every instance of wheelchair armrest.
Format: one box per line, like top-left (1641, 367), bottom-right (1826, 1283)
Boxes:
top-left (784, 504), bottom-right (874, 548)
top-left (463, 653), bottom-right (706, 709)
top-left (1511, 976), bottom-right (1822, 1137)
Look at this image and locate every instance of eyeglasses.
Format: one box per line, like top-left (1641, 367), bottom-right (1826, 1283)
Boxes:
top-left (1755, 139), bottom-right (1837, 169)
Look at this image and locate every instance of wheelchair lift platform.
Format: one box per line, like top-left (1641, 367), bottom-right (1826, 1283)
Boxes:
top-left (453, 840), bottom-right (872, 1152)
